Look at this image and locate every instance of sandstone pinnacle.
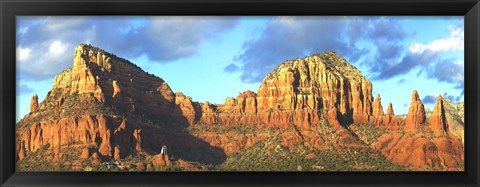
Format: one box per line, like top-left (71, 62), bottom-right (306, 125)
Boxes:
top-left (405, 90), bottom-right (426, 130)
top-left (372, 93), bottom-right (384, 117)
top-left (429, 95), bottom-right (449, 136)
top-left (30, 94), bottom-right (38, 113)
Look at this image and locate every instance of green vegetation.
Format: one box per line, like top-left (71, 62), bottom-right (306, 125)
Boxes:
top-left (188, 122), bottom-right (276, 136)
top-left (214, 137), bottom-right (405, 171)
top-left (187, 121), bottom-right (406, 171)
top-left (348, 123), bottom-right (385, 145)
top-left (17, 92), bottom-right (118, 128)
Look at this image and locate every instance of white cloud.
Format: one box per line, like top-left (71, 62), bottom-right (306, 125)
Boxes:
top-left (16, 16), bottom-right (239, 80)
top-left (16, 47), bottom-right (32, 61)
top-left (17, 40), bottom-right (73, 80)
top-left (409, 25), bottom-right (464, 54)
top-left (48, 40), bottom-right (68, 58)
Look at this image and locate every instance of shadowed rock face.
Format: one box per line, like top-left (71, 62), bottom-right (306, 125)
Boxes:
top-left (16, 44), bottom-right (464, 171)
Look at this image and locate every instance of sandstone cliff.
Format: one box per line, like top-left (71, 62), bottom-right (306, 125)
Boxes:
top-left (16, 44), bottom-right (464, 171)
top-left (185, 52), bottom-right (378, 130)
top-left (16, 44), bottom-right (224, 165)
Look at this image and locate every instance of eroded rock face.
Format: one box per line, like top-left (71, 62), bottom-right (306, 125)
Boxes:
top-left (30, 94), bottom-right (39, 113)
top-left (387, 102), bottom-right (394, 116)
top-left (17, 115), bottom-right (132, 157)
top-left (405, 90), bottom-right (426, 131)
top-left (16, 44), bottom-right (195, 162)
top-left (429, 95), bottom-right (448, 136)
top-left (16, 44), bottom-right (464, 171)
top-left (373, 132), bottom-right (463, 170)
top-left (191, 52), bottom-right (375, 129)
top-left (174, 92), bottom-right (197, 126)
top-left (80, 147), bottom-right (90, 159)
top-left (372, 94), bottom-right (384, 117)
top-left (257, 52), bottom-right (373, 127)
top-left (48, 44), bottom-right (177, 122)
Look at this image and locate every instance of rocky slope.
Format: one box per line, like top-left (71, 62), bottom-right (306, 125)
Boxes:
top-left (16, 44), bottom-right (464, 171)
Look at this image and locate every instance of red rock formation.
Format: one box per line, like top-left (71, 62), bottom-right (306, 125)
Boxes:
top-left (15, 44), bottom-right (464, 171)
top-left (152, 154), bottom-right (166, 167)
top-left (18, 146), bottom-right (26, 161)
top-left (80, 147), bottom-right (90, 159)
top-left (386, 102), bottom-right (394, 116)
top-left (133, 129), bottom-right (142, 152)
top-left (369, 101), bottom-right (403, 127)
top-left (18, 47), bottom-right (379, 161)
top-left (405, 90), bottom-right (426, 130)
top-left (199, 102), bottom-right (217, 124)
top-left (91, 152), bottom-right (101, 165)
top-left (372, 94), bottom-right (384, 117)
top-left (152, 153), bottom-right (172, 167)
top-left (16, 44), bottom-right (184, 161)
top-left (48, 44), bottom-right (177, 121)
top-left (113, 146), bottom-right (121, 161)
top-left (193, 52), bottom-right (374, 129)
top-left (256, 53), bottom-right (373, 127)
top-left (383, 104), bottom-right (404, 128)
top-left (30, 94), bottom-right (39, 113)
top-left (373, 132), bottom-right (463, 170)
top-left (429, 95), bottom-right (449, 136)
top-left (174, 92), bottom-right (197, 126)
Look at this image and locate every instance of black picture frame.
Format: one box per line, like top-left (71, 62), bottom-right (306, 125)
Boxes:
top-left (1, 0), bottom-right (479, 186)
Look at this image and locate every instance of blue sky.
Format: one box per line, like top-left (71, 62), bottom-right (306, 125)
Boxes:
top-left (16, 16), bottom-right (464, 122)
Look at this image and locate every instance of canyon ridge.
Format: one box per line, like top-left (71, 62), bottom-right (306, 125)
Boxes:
top-left (16, 44), bottom-right (464, 171)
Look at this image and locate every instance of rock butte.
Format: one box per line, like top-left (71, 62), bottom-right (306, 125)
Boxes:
top-left (16, 44), bottom-right (464, 171)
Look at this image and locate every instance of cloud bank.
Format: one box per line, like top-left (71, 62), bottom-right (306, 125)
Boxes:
top-left (16, 16), bottom-right (464, 101)
top-left (228, 16), bottom-right (464, 93)
top-left (16, 16), bottom-right (239, 80)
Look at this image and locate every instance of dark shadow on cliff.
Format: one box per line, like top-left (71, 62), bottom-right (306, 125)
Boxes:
top-left (112, 100), bottom-right (227, 165)
top-left (85, 59), bottom-right (227, 165)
